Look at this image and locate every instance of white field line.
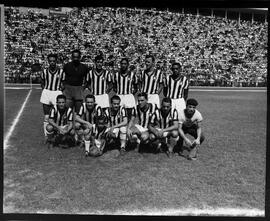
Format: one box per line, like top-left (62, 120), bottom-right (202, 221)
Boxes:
top-left (34, 208), bottom-right (265, 216)
top-left (4, 87), bottom-right (267, 92)
top-left (4, 89), bottom-right (32, 150)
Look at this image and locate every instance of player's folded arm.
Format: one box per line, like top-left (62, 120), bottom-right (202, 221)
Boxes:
top-left (163, 120), bottom-right (179, 133)
top-left (113, 116), bottom-right (128, 129)
top-left (178, 122), bottom-right (188, 139)
top-left (67, 120), bottom-right (73, 133)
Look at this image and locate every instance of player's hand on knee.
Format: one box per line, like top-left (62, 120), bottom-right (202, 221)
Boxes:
top-left (184, 138), bottom-right (192, 147)
top-left (149, 133), bottom-right (156, 141)
top-left (127, 128), bottom-right (133, 138)
top-left (194, 138), bottom-right (200, 145)
top-left (141, 133), bottom-right (149, 142)
top-left (86, 122), bottom-right (92, 130)
top-left (157, 130), bottom-right (163, 138)
top-left (59, 128), bottom-right (65, 135)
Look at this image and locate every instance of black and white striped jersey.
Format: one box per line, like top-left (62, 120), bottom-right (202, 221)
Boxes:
top-left (139, 68), bottom-right (164, 94)
top-left (41, 68), bottom-right (65, 91)
top-left (150, 107), bottom-right (178, 129)
top-left (77, 103), bottom-right (102, 124)
top-left (113, 70), bottom-right (138, 95)
top-left (131, 103), bottom-right (157, 128)
top-left (49, 106), bottom-right (73, 126)
top-left (164, 75), bottom-right (189, 99)
top-left (104, 106), bottom-right (127, 127)
top-left (87, 68), bottom-right (112, 95)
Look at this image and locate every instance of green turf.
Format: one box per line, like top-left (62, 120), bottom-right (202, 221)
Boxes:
top-left (3, 88), bottom-right (266, 214)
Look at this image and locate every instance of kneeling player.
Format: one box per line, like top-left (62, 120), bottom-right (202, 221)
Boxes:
top-left (104, 95), bottom-right (128, 154)
top-left (127, 92), bottom-right (157, 152)
top-left (148, 97), bottom-right (179, 157)
top-left (87, 115), bottom-right (109, 157)
top-left (75, 94), bottom-right (102, 150)
top-left (177, 98), bottom-right (205, 160)
top-left (46, 94), bottom-right (75, 148)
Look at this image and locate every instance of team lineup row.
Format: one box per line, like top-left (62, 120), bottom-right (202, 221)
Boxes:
top-left (40, 50), bottom-right (204, 160)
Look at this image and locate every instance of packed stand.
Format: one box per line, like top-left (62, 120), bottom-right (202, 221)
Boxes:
top-left (4, 7), bottom-right (267, 86)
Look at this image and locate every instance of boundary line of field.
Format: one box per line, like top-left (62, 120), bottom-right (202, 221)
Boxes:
top-left (4, 89), bottom-right (32, 151)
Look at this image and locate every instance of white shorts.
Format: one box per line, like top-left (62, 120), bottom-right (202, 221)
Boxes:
top-left (111, 127), bottom-right (127, 137)
top-left (172, 98), bottom-right (186, 113)
top-left (95, 94), bottom-right (110, 108)
top-left (118, 94), bottom-right (136, 108)
top-left (40, 89), bottom-right (62, 106)
top-left (134, 124), bottom-right (148, 133)
top-left (148, 94), bottom-right (160, 108)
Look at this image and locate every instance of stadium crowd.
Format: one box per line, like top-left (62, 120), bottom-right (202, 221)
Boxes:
top-left (4, 6), bottom-right (267, 86)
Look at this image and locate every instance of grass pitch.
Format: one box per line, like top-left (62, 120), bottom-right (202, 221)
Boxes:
top-left (3, 87), bottom-right (267, 215)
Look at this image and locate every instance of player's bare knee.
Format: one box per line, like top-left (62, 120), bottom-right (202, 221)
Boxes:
top-left (120, 126), bottom-right (127, 134)
top-left (46, 124), bottom-right (54, 132)
top-left (149, 133), bottom-right (156, 141)
top-left (171, 130), bottom-right (179, 138)
top-left (84, 134), bottom-right (91, 141)
top-left (69, 129), bottom-right (75, 136)
top-left (141, 133), bottom-right (149, 142)
top-left (74, 122), bottom-right (81, 130)
top-left (83, 128), bottom-right (90, 136)
top-left (130, 134), bottom-right (138, 142)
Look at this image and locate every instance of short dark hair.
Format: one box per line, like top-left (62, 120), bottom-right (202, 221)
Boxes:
top-left (171, 62), bottom-right (181, 68)
top-left (85, 94), bottom-right (95, 102)
top-left (95, 55), bottom-right (104, 62)
top-left (56, 94), bottom-right (66, 102)
top-left (137, 92), bottom-right (148, 100)
top-left (111, 95), bottom-right (121, 103)
top-left (120, 58), bottom-right (129, 64)
top-left (162, 97), bottom-right (172, 105)
top-left (186, 98), bottom-right (198, 107)
top-left (47, 53), bottom-right (58, 60)
top-left (145, 54), bottom-right (155, 63)
top-left (72, 49), bottom-right (81, 57)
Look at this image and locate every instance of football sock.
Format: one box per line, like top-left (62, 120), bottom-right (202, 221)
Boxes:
top-left (43, 121), bottom-right (49, 137)
top-left (85, 140), bottom-right (90, 152)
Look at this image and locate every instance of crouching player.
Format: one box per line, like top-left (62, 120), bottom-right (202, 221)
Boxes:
top-left (148, 97), bottom-right (179, 157)
top-left (87, 114), bottom-right (109, 157)
top-left (127, 92), bottom-right (157, 152)
top-left (75, 94), bottom-right (102, 154)
top-left (46, 94), bottom-right (75, 148)
top-left (177, 98), bottom-right (205, 160)
top-left (104, 95), bottom-right (128, 154)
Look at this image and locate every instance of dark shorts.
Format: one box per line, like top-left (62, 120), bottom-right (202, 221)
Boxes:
top-left (63, 84), bottom-right (84, 101)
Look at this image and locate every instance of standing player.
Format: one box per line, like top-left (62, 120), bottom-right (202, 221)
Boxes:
top-left (104, 95), bottom-right (128, 153)
top-left (163, 62), bottom-right (189, 113)
top-left (62, 49), bottom-right (88, 113)
top-left (74, 94), bottom-right (103, 154)
top-left (127, 92), bottom-right (157, 152)
top-left (177, 98), bottom-right (205, 160)
top-left (46, 94), bottom-right (75, 148)
top-left (138, 55), bottom-right (164, 108)
top-left (87, 55), bottom-right (113, 109)
top-left (40, 53), bottom-right (65, 141)
top-left (148, 97), bottom-right (179, 157)
top-left (112, 58), bottom-right (138, 118)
